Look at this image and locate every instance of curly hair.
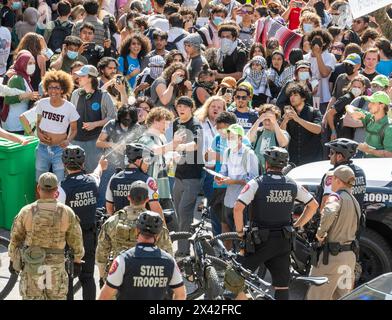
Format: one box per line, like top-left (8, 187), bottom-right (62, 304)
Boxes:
top-left (286, 82), bottom-right (310, 100)
top-left (194, 95), bottom-right (226, 123)
top-left (119, 34), bottom-right (151, 59)
top-left (42, 70), bottom-right (74, 98)
top-left (361, 28), bottom-right (379, 46)
top-left (15, 32), bottom-right (44, 59)
top-left (164, 50), bottom-right (185, 68)
top-left (308, 29), bottom-right (333, 51)
top-left (146, 107), bottom-right (174, 127)
top-left (258, 104), bottom-right (281, 119)
top-left (300, 12), bottom-right (321, 31)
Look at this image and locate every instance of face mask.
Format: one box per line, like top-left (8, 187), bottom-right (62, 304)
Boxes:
top-left (200, 81), bottom-right (215, 89)
top-left (334, 54), bottom-right (342, 61)
top-left (250, 69), bottom-right (263, 80)
top-left (26, 64), bottom-right (36, 75)
top-left (120, 118), bottom-right (132, 127)
top-left (213, 17), bottom-right (224, 26)
top-left (351, 87), bottom-right (362, 97)
top-left (220, 38), bottom-right (234, 54)
top-left (303, 23), bottom-right (313, 33)
top-left (11, 1), bottom-right (21, 10)
top-left (43, 48), bottom-right (54, 59)
top-left (150, 66), bottom-right (163, 79)
top-left (67, 50), bottom-right (78, 60)
top-left (344, 63), bottom-right (355, 75)
top-left (228, 139), bottom-right (238, 149)
top-left (298, 71), bottom-right (310, 81)
top-left (175, 76), bottom-right (184, 84)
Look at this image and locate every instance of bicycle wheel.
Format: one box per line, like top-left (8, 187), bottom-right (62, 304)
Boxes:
top-left (210, 232), bottom-right (241, 246)
top-left (170, 232), bottom-right (193, 242)
top-left (204, 265), bottom-right (223, 300)
top-left (0, 236), bottom-right (18, 300)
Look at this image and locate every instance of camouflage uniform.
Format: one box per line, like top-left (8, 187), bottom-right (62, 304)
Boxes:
top-left (96, 205), bottom-right (173, 279)
top-left (8, 199), bottom-right (84, 300)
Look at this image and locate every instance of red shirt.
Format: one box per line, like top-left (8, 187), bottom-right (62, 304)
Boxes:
top-left (288, 8), bottom-right (301, 30)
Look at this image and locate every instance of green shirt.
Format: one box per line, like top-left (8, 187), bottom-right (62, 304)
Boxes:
top-left (361, 111), bottom-right (392, 157)
top-left (50, 54), bottom-right (88, 73)
top-left (138, 132), bottom-right (171, 199)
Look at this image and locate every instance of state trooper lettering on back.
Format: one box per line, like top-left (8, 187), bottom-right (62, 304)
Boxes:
top-left (266, 190), bottom-right (293, 203)
top-left (133, 265), bottom-right (168, 287)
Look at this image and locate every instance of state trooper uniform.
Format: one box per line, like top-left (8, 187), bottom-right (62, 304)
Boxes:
top-left (8, 173), bottom-right (84, 300)
top-left (96, 181), bottom-right (173, 281)
top-left (234, 147), bottom-right (315, 300)
top-left (307, 166), bottom-right (361, 300)
top-left (106, 144), bottom-right (159, 212)
top-left (57, 145), bottom-right (101, 300)
top-left (319, 139), bottom-right (366, 209)
top-left (104, 211), bottom-right (183, 300)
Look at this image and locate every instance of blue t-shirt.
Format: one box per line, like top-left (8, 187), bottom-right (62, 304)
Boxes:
top-left (376, 59), bottom-right (392, 77)
top-left (211, 134), bottom-right (251, 188)
top-left (233, 109), bottom-right (259, 133)
top-left (118, 55), bottom-right (140, 88)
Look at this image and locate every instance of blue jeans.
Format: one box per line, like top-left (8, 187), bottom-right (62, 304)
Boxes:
top-left (36, 143), bottom-right (65, 182)
top-left (97, 163), bottom-right (116, 207)
top-left (72, 139), bottom-right (102, 174)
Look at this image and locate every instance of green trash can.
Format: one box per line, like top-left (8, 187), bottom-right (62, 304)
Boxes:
top-left (0, 136), bottom-right (39, 230)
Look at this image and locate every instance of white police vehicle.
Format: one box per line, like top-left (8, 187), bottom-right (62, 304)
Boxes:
top-left (288, 158), bottom-right (392, 283)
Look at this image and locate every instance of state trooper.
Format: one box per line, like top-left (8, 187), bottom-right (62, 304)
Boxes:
top-left (317, 138), bottom-right (366, 212)
top-left (57, 145), bottom-right (108, 300)
top-left (228, 147), bottom-right (318, 300)
top-left (105, 143), bottom-right (163, 217)
top-left (96, 181), bottom-right (173, 287)
top-left (98, 211), bottom-right (186, 300)
top-left (307, 165), bottom-right (361, 300)
top-left (8, 172), bottom-right (84, 300)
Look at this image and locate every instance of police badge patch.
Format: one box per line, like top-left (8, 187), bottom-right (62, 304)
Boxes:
top-left (326, 175), bottom-right (333, 186)
top-left (240, 184), bottom-right (250, 194)
top-left (148, 179), bottom-right (158, 191)
top-left (109, 260), bottom-right (118, 275)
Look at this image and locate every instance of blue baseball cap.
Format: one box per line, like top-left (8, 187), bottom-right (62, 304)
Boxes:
top-left (75, 65), bottom-right (99, 77)
top-left (343, 53), bottom-right (361, 65)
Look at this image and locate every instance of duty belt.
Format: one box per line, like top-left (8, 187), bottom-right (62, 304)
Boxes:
top-left (322, 241), bottom-right (358, 265)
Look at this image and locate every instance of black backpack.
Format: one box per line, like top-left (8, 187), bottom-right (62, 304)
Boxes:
top-left (166, 33), bottom-right (187, 51)
top-left (48, 20), bottom-right (74, 53)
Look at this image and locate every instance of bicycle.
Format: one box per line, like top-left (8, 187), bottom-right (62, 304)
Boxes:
top-left (207, 238), bottom-right (329, 300)
top-left (170, 201), bottom-right (230, 300)
top-left (0, 236), bottom-right (18, 300)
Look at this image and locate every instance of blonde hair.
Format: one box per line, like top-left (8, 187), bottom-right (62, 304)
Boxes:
top-left (194, 96), bottom-right (226, 123)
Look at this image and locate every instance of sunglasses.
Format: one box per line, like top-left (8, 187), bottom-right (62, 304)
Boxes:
top-left (235, 95), bottom-right (248, 100)
top-left (241, 9), bottom-right (254, 14)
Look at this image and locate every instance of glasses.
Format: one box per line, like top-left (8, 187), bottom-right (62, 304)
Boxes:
top-left (48, 86), bottom-right (61, 90)
top-left (235, 95), bottom-right (248, 100)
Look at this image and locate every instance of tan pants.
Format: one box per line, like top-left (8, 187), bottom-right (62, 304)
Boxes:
top-left (19, 264), bottom-right (68, 300)
top-left (306, 251), bottom-right (356, 300)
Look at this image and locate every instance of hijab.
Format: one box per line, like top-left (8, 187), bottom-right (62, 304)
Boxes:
top-left (13, 52), bottom-right (34, 91)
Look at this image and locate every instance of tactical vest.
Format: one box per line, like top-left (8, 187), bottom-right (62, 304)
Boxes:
top-left (61, 172), bottom-right (98, 230)
top-left (347, 163), bottom-right (366, 209)
top-left (75, 90), bottom-right (104, 141)
top-left (110, 168), bottom-right (150, 211)
top-left (250, 173), bottom-right (298, 228)
top-left (27, 203), bottom-right (67, 249)
top-left (117, 244), bottom-right (174, 300)
top-left (112, 208), bottom-right (142, 257)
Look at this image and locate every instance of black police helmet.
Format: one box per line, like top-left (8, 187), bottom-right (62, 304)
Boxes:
top-left (263, 146), bottom-right (289, 168)
top-left (62, 145), bottom-right (85, 166)
top-left (325, 138), bottom-right (358, 159)
top-left (125, 143), bottom-right (154, 163)
top-left (136, 210), bottom-right (163, 236)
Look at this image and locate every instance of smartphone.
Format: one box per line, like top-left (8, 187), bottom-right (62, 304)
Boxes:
top-left (284, 105), bottom-right (293, 113)
top-left (296, 2), bottom-right (304, 8)
top-left (116, 76), bottom-right (123, 84)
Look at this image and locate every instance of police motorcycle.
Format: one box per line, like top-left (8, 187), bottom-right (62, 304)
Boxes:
top-left (0, 236), bottom-right (18, 300)
top-left (169, 199), bottom-right (240, 300)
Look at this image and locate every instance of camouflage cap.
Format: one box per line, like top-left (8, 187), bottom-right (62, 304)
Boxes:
top-left (38, 172), bottom-right (58, 190)
top-left (333, 165), bottom-right (355, 186)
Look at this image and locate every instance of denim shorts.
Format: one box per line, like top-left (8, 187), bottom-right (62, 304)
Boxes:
top-left (35, 143), bottom-right (65, 182)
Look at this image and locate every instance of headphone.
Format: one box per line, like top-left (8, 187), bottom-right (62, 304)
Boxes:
top-left (78, 89), bottom-right (93, 99)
